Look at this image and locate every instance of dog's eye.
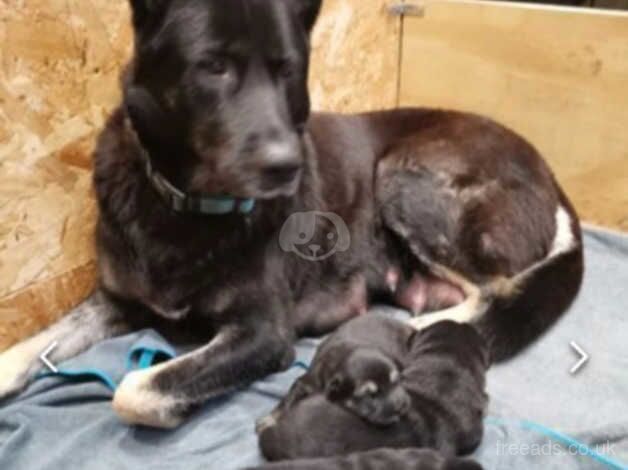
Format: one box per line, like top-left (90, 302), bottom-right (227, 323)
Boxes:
top-left (275, 60), bottom-right (296, 79)
top-left (198, 56), bottom-right (230, 76)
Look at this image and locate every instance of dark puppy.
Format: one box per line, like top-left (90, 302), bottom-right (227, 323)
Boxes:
top-left (257, 317), bottom-right (489, 461)
top-left (300, 314), bottom-right (416, 426)
top-left (249, 448), bottom-right (483, 470)
top-left (325, 346), bottom-right (410, 425)
top-left (0, 0), bottom-right (583, 429)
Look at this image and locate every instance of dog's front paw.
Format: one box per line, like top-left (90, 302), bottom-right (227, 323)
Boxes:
top-left (113, 368), bottom-right (184, 429)
top-left (0, 346), bottom-right (37, 400)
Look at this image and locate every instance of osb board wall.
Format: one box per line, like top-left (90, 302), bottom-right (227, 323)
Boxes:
top-left (399, 0), bottom-right (628, 231)
top-left (0, 0), bottom-right (400, 350)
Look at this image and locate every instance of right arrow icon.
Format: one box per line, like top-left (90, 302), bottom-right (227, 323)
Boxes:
top-left (569, 341), bottom-right (589, 375)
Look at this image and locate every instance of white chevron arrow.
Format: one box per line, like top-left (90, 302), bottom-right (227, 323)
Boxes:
top-left (569, 341), bottom-right (589, 375)
top-left (39, 341), bottom-right (59, 373)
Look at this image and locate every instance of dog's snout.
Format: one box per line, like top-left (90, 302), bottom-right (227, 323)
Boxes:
top-left (263, 138), bottom-right (301, 165)
top-left (262, 160), bottom-right (301, 185)
top-left (259, 137), bottom-right (302, 188)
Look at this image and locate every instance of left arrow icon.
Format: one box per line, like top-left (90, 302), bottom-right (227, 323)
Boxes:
top-left (39, 341), bottom-right (59, 373)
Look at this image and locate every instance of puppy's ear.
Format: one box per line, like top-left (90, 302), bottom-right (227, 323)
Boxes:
top-left (325, 374), bottom-right (352, 401)
top-left (294, 0), bottom-right (323, 32)
top-left (128, 0), bottom-right (166, 29)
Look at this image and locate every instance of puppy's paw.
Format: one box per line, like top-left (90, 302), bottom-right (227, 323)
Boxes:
top-left (255, 410), bottom-right (280, 434)
top-left (113, 369), bottom-right (183, 429)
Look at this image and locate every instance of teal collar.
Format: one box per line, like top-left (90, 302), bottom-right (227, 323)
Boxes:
top-left (138, 142), bottom-right (256, 216)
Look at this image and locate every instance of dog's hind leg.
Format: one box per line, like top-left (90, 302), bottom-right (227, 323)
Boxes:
top-left (377, 160), bottom-right (583, 361)
top-left (0, 289), bottom-right (131, 399)
top-left (405, 265), bottom-right (486, 331)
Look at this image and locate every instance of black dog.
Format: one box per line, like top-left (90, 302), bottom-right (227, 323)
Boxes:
top-left (249, 448), bottom-right (483, 470)
top-left (256, 317), bottom-right (488, 462)
top-left (0, 0), bottom-right (583, 429)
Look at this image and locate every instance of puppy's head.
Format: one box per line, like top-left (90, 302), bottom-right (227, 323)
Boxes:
top-left (326, 347), bottom-right (411, 426)
top-left (258, 394), bottom-right (416, 461)
top-left (125, 0), bottom-right (322, 199)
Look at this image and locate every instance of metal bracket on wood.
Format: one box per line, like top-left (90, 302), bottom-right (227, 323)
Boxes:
top-left (388, 2), bottom-right (425, 17)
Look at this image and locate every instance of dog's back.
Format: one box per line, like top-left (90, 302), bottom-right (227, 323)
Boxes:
top-left (402, 321), bottom-right (489, 455)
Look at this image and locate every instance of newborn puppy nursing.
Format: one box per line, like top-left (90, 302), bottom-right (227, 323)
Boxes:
top-left (327, 346), bottom-right (410, 426)
top-left (307, 313), bottom-right (415, 426)
top-left (257, 316), bottom-right (489, 463)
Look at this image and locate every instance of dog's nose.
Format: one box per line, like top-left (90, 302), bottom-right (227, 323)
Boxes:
top-left (262, 161), bottom-right (301, 186)
top-left (260, 139), bottom-right (302, 186)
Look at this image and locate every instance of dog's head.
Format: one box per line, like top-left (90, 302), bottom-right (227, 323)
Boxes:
top-left (258, 394), bottom-right (414, 460)
top-left (125, 0), bottom-right (322, 199)
top-left (325, 347), bottom-right (411, 426)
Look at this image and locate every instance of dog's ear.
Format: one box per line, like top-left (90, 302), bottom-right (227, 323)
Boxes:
top-left (128, 0), bottom-right (167, 29)
top-left (125, 86), bottom-right (179, 150)
top-left (294, 0), bottom-right (323, 32)
top-left (325, 373), bottom-right (352, 401)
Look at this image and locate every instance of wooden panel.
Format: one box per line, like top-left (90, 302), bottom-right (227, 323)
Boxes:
top-left (0, 262), bottom-right (96, 351)
top-left (399, 0), bottom-right (628, 231)
top-left (310, 0), bottom-right (401, 112)
top-left (0, 0), bottom-right (131, 350)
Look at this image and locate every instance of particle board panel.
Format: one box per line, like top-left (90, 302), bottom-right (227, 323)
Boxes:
top-left (399, 0), bottom-right (628, 231)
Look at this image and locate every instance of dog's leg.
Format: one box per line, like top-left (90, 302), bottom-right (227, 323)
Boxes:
top-left (112, 319), bottom-right (295, 428)
top-left (0, 290), bottom-right (131, 399)
top-left (406, 265), bottom-right (486, 331)
top-left (407, 298), bottom-right (483, 332)
top-left (293, 275), bottom-right (368, 336)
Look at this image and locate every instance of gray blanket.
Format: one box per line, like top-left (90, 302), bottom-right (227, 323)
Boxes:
top-left (1, 228), bottom-right (627, 470)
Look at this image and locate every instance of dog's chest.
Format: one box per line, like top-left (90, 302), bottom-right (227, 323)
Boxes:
top-left (101, 245), bottom-right (227, 320)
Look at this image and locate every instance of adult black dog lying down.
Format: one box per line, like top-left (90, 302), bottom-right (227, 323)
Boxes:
top-left (255, 317), bottom-right (488, 468)
top-left (0, 0), bottom-right (582, 429)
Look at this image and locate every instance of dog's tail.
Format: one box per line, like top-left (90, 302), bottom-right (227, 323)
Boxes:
top-left (475, 196), bottom-right (584, 362)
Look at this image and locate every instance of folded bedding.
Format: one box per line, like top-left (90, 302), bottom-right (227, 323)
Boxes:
top-left (1, 228), bottom-right (627, 470)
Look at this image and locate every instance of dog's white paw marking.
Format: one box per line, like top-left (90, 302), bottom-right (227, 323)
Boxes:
top-left (113, 368), bottom-right (182, 429)
top-left (408, 314), bottom-right (450, 332)
top-left (0, 346), bottom-right (38, 399)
